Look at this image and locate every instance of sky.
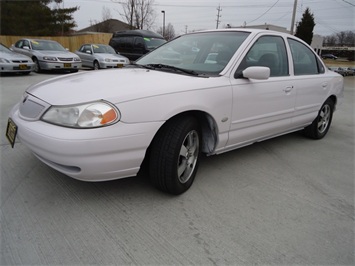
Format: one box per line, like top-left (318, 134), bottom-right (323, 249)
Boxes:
top-left (64, 0), bottom-right (355, 37)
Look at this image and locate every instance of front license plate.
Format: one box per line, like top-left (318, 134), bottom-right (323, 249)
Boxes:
top-left (19, 64), bottom-right (27, 70)
top-left (117, 64), bottom-right (123, 68)
top-left (64, 63), bottom-right (72, 68)
top-left (6, 118), bottom-right (18, 148)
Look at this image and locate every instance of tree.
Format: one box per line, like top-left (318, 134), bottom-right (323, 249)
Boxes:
top-left (323, 31), bottom-right (355, 46)
top-left (90, 6), bottom-right (114, 32)
top-left (0, 0), bottom-right (78, 36)
top-left (295, 7), bottom-right (315, 45)
top-left (157, 23), bottom-right (175, 40)
top-left (116, 0), bottom-right (155, 30)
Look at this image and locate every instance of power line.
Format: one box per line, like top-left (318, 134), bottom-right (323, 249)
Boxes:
top-left (246, 0), bottom-right (280, 24)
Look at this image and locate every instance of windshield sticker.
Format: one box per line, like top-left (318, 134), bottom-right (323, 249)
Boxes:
top-left (144, 38), bottom-right (151, 41)
top-left (31, 41), bottom-right (39, 45)
top-left (93, 45), bottom-right (99, 48)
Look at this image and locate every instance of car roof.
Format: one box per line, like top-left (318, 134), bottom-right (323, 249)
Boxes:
top-left (112, 30), bottom-right (164, 38)
top-left (23, 38), bottom-right (58, 43)
top-left (185, 28), bottom-right (294, 38)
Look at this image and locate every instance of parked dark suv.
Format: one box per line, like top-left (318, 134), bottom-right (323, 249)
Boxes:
top-left (109, 30), bottom-right (166, 61)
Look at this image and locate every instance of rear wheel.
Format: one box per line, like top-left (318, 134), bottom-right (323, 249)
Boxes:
top-left (304, 98), bottom-right (334, 139)
top-left (149, 116), bottom-right (201, 195)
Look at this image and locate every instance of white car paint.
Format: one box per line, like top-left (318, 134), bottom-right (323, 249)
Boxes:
top-left (8, 29), bottom-right (344, 191)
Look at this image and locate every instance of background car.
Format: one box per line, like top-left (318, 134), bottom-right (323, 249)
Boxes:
top-left (11, 39), bottom-right (81, 73)
top-left (328, 66), bottom-right (346, 76)
top-left (0, 43), bottom-right (34, 75)
top-left (75, 44), bottom-right (129, 70)
top-left (8, 29), bottom-right (344, 195)
top-left (344, 67), bottom-right (354, 76)
top-left (109, 30), bottom-right (166, 61)
top-left (322, 54), bottom-right (337, 60)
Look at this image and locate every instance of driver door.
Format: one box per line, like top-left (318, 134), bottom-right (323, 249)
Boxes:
top-left (226, 35), bottom-right (296, 149)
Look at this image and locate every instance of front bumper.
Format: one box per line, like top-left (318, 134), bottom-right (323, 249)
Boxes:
top-left (9, 103), bottom-right (162, 181)
top-left (39, 60), bottom-right (82, 71)
top-left (0, 62), bottom-right (35, 73)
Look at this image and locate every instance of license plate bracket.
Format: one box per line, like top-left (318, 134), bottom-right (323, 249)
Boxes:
top-left (6, 118), bottom-right (18, 148)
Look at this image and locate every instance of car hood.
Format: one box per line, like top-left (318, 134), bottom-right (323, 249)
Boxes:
top-left (26, 68), bottom-right (223, 106)
top-left (33, 50), bottom-right (78, 58)
top-left (0, 51), bottom-right (32, 61)
top-left (94, 53), bottom-right (127, 59)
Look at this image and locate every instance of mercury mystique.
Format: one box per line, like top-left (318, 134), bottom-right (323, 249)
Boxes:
top-left (7, 29), bottom-right (344, 194)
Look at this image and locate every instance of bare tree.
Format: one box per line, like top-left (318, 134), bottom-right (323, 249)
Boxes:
top-left (115, 0), bottom-right (155, 30)
top-left (89, 6), bottom-right (114, 32)
top-left (323, 31), bottom-right (355, 47)
top-left (157, 23), bottom-right (175, 40)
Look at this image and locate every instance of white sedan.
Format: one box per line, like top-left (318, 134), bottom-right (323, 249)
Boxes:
top-left (7, 29), bottom-right (344, 195)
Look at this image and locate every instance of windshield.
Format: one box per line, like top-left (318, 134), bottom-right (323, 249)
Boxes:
top-left (0, 44), bottom-right (11, 53)
top-left (93, 44), bottom-right (116, 54)
top-left (144, 38), bottom-right (166, 49)
top-left (31, 40), bottom-right (66, 51)
top-left (137, 31), bottom-right (250, 76)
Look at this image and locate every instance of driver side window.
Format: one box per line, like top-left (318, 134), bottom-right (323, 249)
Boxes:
top-left (236, 35), bottom-right (289, 77)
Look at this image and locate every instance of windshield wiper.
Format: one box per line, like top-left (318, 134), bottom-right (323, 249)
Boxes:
top-left (146, 64), bottom-right (200, 76)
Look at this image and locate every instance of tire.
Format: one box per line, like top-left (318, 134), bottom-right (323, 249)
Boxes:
top-left (33, 58), bottom-right (41, 73)
top-left (93, 61), bottom-right (100, 70)
top-left (304, 98), bottom-right (334, 139)
top-left (149, 116), bottom-right (201, 195)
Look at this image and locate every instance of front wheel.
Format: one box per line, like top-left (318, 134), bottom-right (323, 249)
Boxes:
top-left (304, 98), bottom-right (334, 139)
top-left (33, 58), bottom-right (41, 73)
top-left (149, 116), bottom-right (201, 195)
top-left (93, 61), bottom-right (100, 70)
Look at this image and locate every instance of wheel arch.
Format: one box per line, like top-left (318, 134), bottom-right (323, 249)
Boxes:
top-left (328, 95), bottom-right (337, 109)
top-left (148, 110), bottom-right (218, 156)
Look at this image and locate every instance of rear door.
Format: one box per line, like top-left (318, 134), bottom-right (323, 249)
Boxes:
top-left (287, 38), bottom-right (330, 127)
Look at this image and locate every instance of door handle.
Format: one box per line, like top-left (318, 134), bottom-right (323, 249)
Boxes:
top-left (283, 86), bottom-right (293, 93)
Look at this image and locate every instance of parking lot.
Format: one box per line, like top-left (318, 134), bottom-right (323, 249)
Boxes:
top-left (1, 72), bottom-right (354, 265)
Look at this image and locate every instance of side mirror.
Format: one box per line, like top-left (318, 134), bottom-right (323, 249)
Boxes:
top-left (86, 50), bottom-right (92, 54)
top-left (23, 46), bottom-right (30, 50)
top-left (235, 66), bottom-right (270, 80)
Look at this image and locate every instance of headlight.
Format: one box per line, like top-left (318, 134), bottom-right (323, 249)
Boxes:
top-left (74, 57), bottom-right (81, 62)
top-left (41, 101), bottom-right (120, 128)
top-left (0, 58), bottom-right (10, 63)
top-left (104, 58), bottom-right (111, 62)
top-left (43, 56), bottom-right (57, 61)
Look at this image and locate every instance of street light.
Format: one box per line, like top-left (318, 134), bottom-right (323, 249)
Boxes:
top-left (161, 10), bottom-right (165, 38)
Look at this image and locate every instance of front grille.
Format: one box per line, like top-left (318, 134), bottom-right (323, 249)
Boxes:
top-left (58, 57), bottom-right (73, 62)
top-left (12, 60), bottom-right (30, 63)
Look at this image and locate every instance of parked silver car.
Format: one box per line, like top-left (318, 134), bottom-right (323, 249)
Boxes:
top-left (11, 39), bottom-right (81, 73)
top-left (75, 44), bottom-right (129, 70)
top-left (0, 43), bottom-right (34, 75)
top-left (328, 67), bottom-right (346, 76)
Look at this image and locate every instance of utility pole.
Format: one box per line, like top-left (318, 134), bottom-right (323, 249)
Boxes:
top-left (290, 0), bottom-right (298, 34)
top-left (161, 10), bottom-right (165, 38)
top-left (216, 5), bottom-right (222, 29)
